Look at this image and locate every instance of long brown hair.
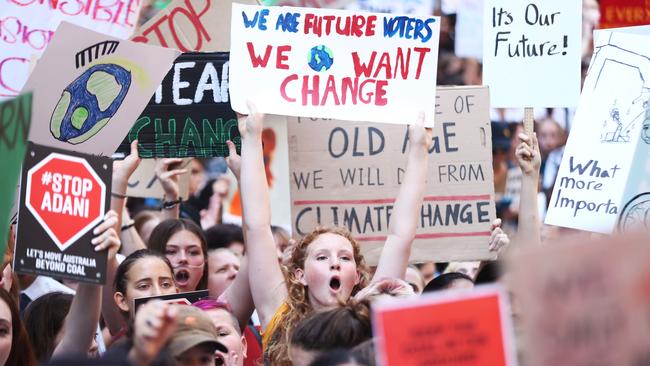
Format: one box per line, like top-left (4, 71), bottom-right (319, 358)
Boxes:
top-left (0, 288), bottom-right (37, 366)
top-left (267, 227), bottom-right (370, 365)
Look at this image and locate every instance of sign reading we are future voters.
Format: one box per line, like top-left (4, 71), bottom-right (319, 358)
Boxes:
top-left (229, 4), bottom-right (440, 126)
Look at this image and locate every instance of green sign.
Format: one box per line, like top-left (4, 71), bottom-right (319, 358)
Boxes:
top-left (0, 93), bottom-right (32, 255)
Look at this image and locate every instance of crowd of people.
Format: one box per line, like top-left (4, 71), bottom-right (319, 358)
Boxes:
top-left (0, 0), bottom-right (618, 366)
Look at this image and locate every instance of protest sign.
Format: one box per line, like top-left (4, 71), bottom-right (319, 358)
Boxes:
top-left (133, 289), bottom-right (209, 312)
top-left (131, 0), bottom-right (259, 52)
top-left (599, 0), bottom-right (650, 29)
top-left (116, 52), bottom-right (240, 158)
top-left (545, 26), bottom-right (650, 234)
top-left (14, 142), bottom-right (111, 284)
top-left (126, 159), bottom-right (191, 199)
top-left (0, 93), bottom-right (32, 253)
top-left (455, 0), bottom-right (484, 60)
top-left (230, 4), bottom-right (440, 126)
top-left (346, 0), bottom-right (434, 15)
top-left (21, 22), bottom-right (179, 156)
top-left (262, 0), bottom-right (354, 9)
top-left (0, 0), bottom-right (143, 100)
top-left (509, 232), bottom-right (650, 366)
top-left (288, 86), bottom-right (496, 264)
top-left (482, 0), bottom-right (581, 108)
top-left (373, 285), bottom-right (516, 366)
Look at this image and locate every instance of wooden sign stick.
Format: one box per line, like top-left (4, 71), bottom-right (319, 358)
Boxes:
top-left (523, 107), bottom-right (534, 137)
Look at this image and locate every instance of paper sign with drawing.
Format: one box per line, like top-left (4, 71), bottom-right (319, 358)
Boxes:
top-left (546, 26), bottom-right (650, 233)
top-left (229, 4), bottom-right (440, 125)
top-left (21, 22), bottom-right (179, 156)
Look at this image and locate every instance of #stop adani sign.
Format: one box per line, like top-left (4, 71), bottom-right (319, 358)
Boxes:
top-left (15, 143), bottom-right (111, 284)
top-left (26, 153), bottom-right (105, 250)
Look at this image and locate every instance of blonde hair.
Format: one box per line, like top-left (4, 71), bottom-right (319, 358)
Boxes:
top-left (267, 227), bottom-right (370, 365)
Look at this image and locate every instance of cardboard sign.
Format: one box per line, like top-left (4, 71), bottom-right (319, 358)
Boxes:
top-left (229, 4), bottom-right (440, 126)
top-left (455, 0), bottom-right (484, 60)
top-left (116, 52), bottom-right (240, 158)
top-left (133, 289), bottom-right (209, 312)
top-left (20, 22), bottom-right (179, 156)
top-left (14, 142), bottom-right (111, 284)
top-left (288, 86), bottom-right (496, 264)
top-left (545, 26), bottom-right (650, 234)
top-left (0, 93), bottom-right (32, 251)
top-left (482, 0), bottom-right (581, 108)
top-left (263, 0), bottom-right (354, 9)
top-left (346, 0), bottom-right (435, 15)
top-left (131, 0), bottom-right (259, 52)
top-left (126, 159), bottom-right (191, 199)
top-left (373, 285), bottom-right (517, 366)
top-left (599, 0), bottom-right (650, 29)
top-left (509, 233), bottom-right (650, 366)
top-left (0, 0), bottom-right (143, 100)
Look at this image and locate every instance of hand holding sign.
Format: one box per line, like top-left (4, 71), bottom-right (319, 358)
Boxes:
top-left (515, 133), bottom-right (541, 176)
top-left (91, 210), bottom-right (121, 260)
top-left (113, 140), bottom-right (142, 195)
top-left (408, 111), bottom-right (434, 154)
top-left (237, 101), bottom-right (265, 141)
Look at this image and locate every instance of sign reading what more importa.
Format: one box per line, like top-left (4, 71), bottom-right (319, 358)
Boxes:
top-left (116, 52), bottom-right (240, 158)
top-left (14, 142), bottom-right (111, 284)
top-left (288, 86), bottom-right (496, 264)
top-left (229, 4), bottom-right (441, 126)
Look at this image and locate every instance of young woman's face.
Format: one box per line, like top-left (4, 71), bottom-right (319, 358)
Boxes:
top-left (207, 249), bottom-right (240, 298)
top-left (116, 256), bottom-right (177, 314)
top-left (0, 299), bottom-right (12, 366)
top-left (205, 308), bottom-right (246, 366)
top-left (165, 230), bottom-right (205, 292)
top-left (296, 233), bottom-right (360, 310)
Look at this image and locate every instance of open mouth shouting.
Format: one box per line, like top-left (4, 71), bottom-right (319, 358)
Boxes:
top-left (175, 269), bottom-right (191, 287)
top-left (214, 352), bottom-right (225, 366)
top-left (329, 276), bottom-right (341, 293)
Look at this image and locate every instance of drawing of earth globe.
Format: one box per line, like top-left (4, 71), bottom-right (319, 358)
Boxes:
top-left (618, 192), bottom-right (650, 232)
top-left (308, 45), bottom-right (334, 72)
top-left (50, 63), bottom-right (131, 144)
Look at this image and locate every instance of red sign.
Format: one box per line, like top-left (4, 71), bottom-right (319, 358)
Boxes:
top-left (599, 0), bottom-right (650, 29)
top-left (373, 286), bottom-right (516, 366)
top-left (25, 153), bottom-right (106, 250)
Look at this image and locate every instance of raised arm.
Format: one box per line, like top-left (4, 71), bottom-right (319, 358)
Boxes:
top-left (156, 158), bottom-right (188, 221)
top-left (373, 113), bottom-right (431, 281)
top-left (239, 104), bottom-right (286, 330)
top-left (515, 133), bottom-right (542, 247)
top-left (52, 211), bottom-right (121, 358)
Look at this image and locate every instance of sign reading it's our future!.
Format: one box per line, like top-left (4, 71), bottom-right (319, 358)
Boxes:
top-left (229, 4), bottom-right (441, 126)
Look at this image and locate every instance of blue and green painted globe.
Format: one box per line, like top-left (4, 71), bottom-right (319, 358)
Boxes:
top-left (307, 45), bottom-right (334, 72)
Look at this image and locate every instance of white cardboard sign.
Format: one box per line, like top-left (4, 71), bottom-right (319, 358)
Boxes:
top-left (545, 26), bottom-right (650, 233)
top-left (229, 4), bottom-right (440, 126)
top-left (482, 0), bottom-right (581, 108)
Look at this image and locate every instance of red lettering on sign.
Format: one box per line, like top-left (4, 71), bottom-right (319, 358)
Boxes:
top-left (282, 74), bottom-right (390, 107)
top-left (246, 42), bottom-right (273, 68)
top-left (0, 57), bottom-right (28, 97)
top-left (276, 45), bottom-right (291, 69)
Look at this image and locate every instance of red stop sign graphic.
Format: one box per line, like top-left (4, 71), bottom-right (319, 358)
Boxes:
top-left (26, 153), bottom-right (106, 251)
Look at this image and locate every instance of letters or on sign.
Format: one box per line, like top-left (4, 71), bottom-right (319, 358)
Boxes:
top-left (482, 0), bottom-right (581, 108)
top-left (288, 86), bottom-right (496, 264)
top-left (509, 233), bottom-right (650, 366)
top-left (0, 93), bottom-right (32, 253)
top-left (15, 142), bottom-right (111, 284)
top-left (229, 4), bottom-right (440, 126)
top-left (116, 52), bottom-right (240, 158)
top-left (373, 285), bottom-right (517, 366)
top-left (131, 0), bottom-right (259, 52)
top-left (0, 0), bottom-right (143, 100)
top-left (21, 22), bottom-right (179, 156)
top-left (134, 290), bottom-right (209, 312)
top-left (599, 0), bottom-right (650, 29)
top-left (546, 26), bottom-right (650, 234)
